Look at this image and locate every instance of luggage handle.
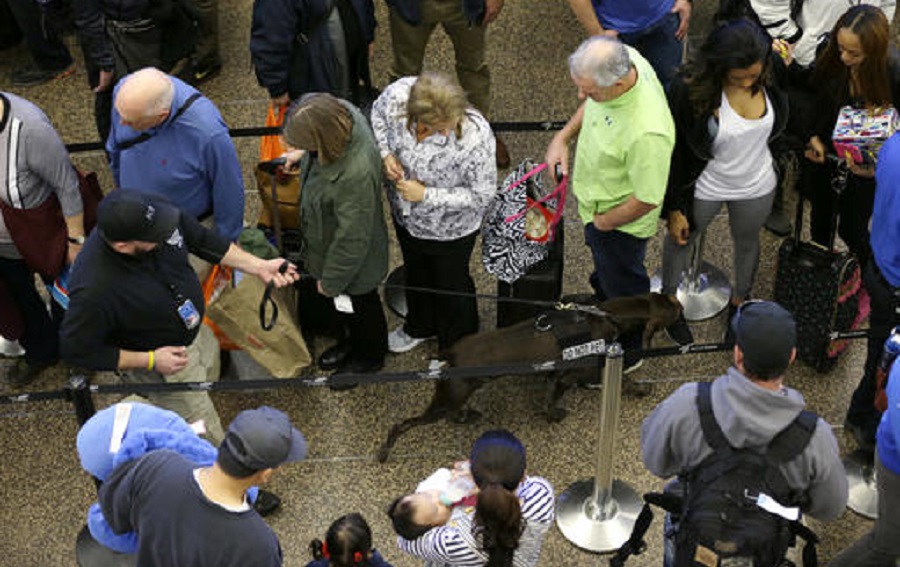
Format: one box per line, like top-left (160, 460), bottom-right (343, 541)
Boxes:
top-left (792, 155), bottom-right (848, 250)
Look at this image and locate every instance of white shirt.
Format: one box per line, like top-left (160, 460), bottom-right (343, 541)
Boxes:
top-left (695, 89), bottom-right (777, 202)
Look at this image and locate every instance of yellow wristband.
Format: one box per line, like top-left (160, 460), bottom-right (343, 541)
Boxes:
top-left (147, 350), bottom-right (155, 371)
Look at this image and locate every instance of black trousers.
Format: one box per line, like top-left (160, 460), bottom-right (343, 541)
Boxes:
top-left (808, 161), bottom-right (875, 268)
top-left (846, 260), bottom-right (900, 443)
top-left (6, 0), bottom-right (72, 71)
top-left (296, 279), bottom-right (387, 363)
top-left (0, 258), bottom-right (60, 365)
top-left (395, 223), bottom-right (478, 350)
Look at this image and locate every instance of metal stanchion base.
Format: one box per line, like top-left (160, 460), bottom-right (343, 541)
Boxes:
top-left (845, 450), bottom-right (878, 519)
top-left (677, 262), bottom-right (731, 321)
top-left (384, 265), bottom-right (407, 318)
top-left (76, 525), bottom-right (136, 567)
top-left (556, 479), bottom-right (643, 553)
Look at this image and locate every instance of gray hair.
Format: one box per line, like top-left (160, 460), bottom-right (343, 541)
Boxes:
top-left (568, 37), bottom-right (632, 87)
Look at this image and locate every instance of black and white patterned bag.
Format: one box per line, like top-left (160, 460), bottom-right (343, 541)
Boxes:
top-left (481, 160), bottom-right (567, 283)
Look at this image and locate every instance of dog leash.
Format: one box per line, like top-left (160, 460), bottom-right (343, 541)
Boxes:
top-left (259, 261), bottom-right (290, 331)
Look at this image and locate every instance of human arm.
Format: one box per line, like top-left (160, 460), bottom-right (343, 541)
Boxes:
top-left (801, 422), bottom-right (849, 521)
top-left (671, 0), bottom-right (691, 41)
top-left (71, 0), bottom-right (116, 83)
top-left (407, 114), bottom-right (496, 211)
top-left (249, 0), bottom-right (301, 100)
top-left (483, 0), bottom-right (503, 25)
top-left (203, 131), bottom-right (246, 241)
top-left (369, 84), bottom-right (406, 180)
top-left (97, 457), bottom-right (143, 535)
top-left (641, 384), bottom-right (701, 478)
top-left (593, 132), bottom-right (671, 231)
top-left (397, 525), bottom-right (471, 564)
top-left (220, 243), bottom-right (300, 287)
top-left (567, 0), bottom-right (615, 37)
top-left (318, 174), bottom-right (379, 296)
top-left (592, 196), bottom-right (657, 231)
top-left (747, 0), bottom-right (801, 43)
top-left (518, 476), bottom-right (555, 524)
top-left (545, 102), bottom-right (586, 177)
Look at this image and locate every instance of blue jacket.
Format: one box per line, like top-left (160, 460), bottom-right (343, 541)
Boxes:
top-left (387, 0), bottom-right (484, 26)
top-left (107, 76), bottom-right (245, 241)
top-left (878, 361), bottom-right (900, 474)
top-left (873, 133), bottom-right (900, 287)
top-left (250, 0), bottom-right (376, 100)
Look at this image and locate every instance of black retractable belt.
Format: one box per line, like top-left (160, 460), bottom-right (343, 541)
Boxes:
top-left (259, 261), bottom-right (289, 331)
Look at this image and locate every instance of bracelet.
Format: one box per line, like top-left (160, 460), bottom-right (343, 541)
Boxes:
top-left (147, 350), bottom-right (155, 371)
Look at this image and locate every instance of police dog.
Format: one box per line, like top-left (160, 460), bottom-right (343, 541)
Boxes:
top-left (376, 293), bottom-right (682, 462)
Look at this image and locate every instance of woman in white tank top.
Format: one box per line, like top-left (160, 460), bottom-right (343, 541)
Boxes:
top-left (661, 18), bottom-right (791, 346)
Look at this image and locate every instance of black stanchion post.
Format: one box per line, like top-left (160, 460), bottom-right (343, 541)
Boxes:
top-left (66, 375), bottom-right (96, 427)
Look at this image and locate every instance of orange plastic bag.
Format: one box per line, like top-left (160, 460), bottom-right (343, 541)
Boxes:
top-left (259, 104), bottom-right (287, 162)
top-left (202, 265), bottom-right (240, 350)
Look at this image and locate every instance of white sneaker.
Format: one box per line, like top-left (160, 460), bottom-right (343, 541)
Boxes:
top-left (0, 337), bottom-right (25, 357)
top-left (388, 327), bottom-right (434, 354)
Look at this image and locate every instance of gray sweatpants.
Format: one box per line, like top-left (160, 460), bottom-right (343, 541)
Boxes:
top-left (662, 191), bottom-right (775, 300)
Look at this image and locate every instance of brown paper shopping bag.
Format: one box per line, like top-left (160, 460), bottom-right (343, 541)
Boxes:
top-left (207, 275), bottom-right (311, 378)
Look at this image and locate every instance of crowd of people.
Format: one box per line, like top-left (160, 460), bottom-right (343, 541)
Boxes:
top-left (3, 0), bottom-right (900, 565)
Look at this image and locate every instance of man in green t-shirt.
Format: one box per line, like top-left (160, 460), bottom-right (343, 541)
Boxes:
top-left (546, 36), bottom-right (674, 372)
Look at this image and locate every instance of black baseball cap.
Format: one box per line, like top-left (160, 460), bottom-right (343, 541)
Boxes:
top-left (97, 189), bottom-right (180, 244)
top-left (732, 301), bottom-right (797, 379)
top-left (218, 407), bottom-right (307, 476)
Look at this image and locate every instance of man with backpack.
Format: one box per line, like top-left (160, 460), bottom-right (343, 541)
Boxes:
top-left (641, 300), bottom-right (847, 567)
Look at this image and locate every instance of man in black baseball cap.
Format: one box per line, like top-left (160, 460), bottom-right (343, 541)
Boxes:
top-left (62, 189), bottom-right (299, 447)
top-left (99, 406), bottom-right (307, 567)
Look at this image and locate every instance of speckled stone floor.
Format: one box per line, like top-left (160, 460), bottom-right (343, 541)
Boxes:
top-left (0, 0), bottom-right (888, 565)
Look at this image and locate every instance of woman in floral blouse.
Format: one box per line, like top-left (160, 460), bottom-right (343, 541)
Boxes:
top-left (371, 72), bottom-right (497, 354)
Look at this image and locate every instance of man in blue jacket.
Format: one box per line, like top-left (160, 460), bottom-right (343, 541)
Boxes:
top-left (108, 68), bottom-right (245, 242)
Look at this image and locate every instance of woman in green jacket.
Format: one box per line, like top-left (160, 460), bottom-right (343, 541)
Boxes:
top-left (284, 93), bottom-right (388, 375)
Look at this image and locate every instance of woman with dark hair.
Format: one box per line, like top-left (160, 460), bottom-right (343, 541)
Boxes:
top-left (661, 18), bottom-right (790, 345)
top-left (307, 513), bottom-right (394, 567)
top-left (395, 429), bottom-right (554, 567)
top-left (804, 4), bottom-right (900, 269)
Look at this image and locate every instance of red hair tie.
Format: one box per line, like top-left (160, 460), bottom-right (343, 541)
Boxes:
top-left (353, 551), bottom-right (363, 563)
top-left (321, 542), bottom-right (330, 559)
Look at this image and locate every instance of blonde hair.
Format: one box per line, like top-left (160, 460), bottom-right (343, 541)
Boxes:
top-left (406, 72), bottom-right (468, 138)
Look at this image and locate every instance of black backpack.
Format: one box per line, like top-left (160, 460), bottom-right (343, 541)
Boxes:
top-left (610, 382), bottom-right (820, 567)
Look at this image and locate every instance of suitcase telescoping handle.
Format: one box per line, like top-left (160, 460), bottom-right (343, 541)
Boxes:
top-left (793, 155), bottom-right (849, 251)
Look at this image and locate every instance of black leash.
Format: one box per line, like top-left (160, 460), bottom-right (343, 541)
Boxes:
top-left (259, 261), bottom-right (290, 331)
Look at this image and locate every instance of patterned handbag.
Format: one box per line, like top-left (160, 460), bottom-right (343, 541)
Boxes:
top-left (482, 160), bottom-right (567, 284)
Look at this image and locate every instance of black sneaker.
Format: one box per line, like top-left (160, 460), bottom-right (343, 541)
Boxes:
top-left (665, 313), bottom-right (694, 347)
top-left (192, 60), bottom-right (222, 85)
top-left (11, 64), bottom-right (74, 87)
top-left (253, 489), bottom-right (281, 516)
top-left (7, 359), bottom-right (55, 387)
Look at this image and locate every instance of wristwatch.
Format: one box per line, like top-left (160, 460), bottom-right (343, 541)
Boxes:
top-left (68, 235), bottom-right (85, 245)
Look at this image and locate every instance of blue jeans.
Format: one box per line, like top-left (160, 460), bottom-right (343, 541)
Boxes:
top-left (619, 11), bottom-right (682, 91)
top-left (584, 224), bottom-right (650, 356)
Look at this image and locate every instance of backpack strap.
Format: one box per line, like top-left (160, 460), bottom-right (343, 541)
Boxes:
top-left (116, 92), bottom-right (202, 151)
top-left (696, 381), bottom-right (732, 453)
top-left (768, 410), bottom-right (818, 463)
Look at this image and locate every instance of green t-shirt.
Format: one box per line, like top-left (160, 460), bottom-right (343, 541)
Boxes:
top-left (572, 47), bottom-right (675, 238)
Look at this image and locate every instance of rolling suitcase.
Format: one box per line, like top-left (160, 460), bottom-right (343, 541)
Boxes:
top-left (774, 160), bottom-right (861, 372)
top-left (497, 220), bottom-right (564, 327)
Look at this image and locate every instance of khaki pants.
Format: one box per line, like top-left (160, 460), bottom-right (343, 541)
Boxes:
top-left (388, 0), bottom-right (490, 114)
top-left (122, 324), bottom-right (225, 445)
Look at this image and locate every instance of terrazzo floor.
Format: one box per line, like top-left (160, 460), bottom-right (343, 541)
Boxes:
top-left (0, 0), bottom-right (887, 565)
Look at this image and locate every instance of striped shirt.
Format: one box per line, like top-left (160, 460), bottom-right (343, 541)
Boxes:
top-left (397, 476), bottom-right (555, 567)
